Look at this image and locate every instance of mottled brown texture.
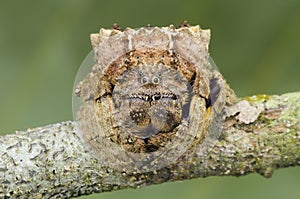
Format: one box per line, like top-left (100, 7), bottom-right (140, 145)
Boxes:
top-left (74, 25), bottom-right (236, 173)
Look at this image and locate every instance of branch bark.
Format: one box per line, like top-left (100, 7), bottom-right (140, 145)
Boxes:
top-left (1, 92), bottom-right (300, 198)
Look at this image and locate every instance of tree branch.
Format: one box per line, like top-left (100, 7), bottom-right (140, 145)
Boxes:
top-left (1, 92), bottom-right (300, 198)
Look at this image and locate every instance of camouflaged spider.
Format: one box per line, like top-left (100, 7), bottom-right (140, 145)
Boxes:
top-left (73, 23), bottom-right (236, 173)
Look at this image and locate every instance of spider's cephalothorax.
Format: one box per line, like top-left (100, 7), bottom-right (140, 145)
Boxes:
top-left (73, 24), bottom-right (236, 172)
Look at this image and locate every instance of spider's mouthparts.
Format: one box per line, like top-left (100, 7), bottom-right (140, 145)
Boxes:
top-left (128, 92), bottom-right (177, 102)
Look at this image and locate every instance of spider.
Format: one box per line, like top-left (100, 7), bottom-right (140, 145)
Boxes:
top-left (73, 24), bottom-right (236, 173)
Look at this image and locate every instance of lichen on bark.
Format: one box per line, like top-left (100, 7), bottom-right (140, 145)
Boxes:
top-left (0, 92), bottom-right (299, 198)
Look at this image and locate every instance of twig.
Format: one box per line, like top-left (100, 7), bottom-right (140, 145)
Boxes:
top-left (1, 92), bottom-right (299, 198)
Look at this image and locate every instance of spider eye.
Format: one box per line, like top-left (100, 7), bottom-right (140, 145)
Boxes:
top-left (152, 76), bottom-right (160, 84)
top-left (141, 77), bottom-right (149, 84)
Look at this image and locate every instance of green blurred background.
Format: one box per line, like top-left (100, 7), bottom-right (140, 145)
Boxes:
top-left (1, 0), bottom-right (300, 198)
